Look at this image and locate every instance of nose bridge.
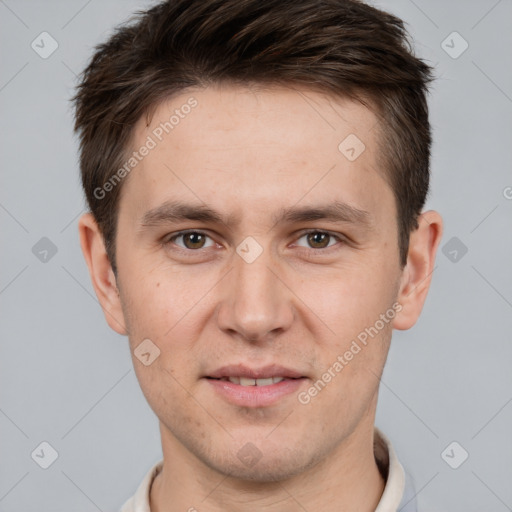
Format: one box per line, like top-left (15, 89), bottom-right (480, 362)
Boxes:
top-left (217, 241), bottom-right (293, 341)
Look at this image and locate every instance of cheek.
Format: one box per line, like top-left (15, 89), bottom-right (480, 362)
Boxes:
top-left (301, 264), bottom-right (398, 338)
top-left (294, 259), bottom-right (398, 400)
top-left (121, 265), bottom-right (207, 337)
top-left (121, 269), bottom-right (215, 384)
top-left (132, 360), bottom-right (192, 427)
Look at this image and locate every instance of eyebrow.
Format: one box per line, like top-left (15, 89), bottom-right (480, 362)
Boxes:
top-left (138, 199), bottom-right (373, 231)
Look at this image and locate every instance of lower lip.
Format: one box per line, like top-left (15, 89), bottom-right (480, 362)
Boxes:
top-left (205, 378), bottom-right (307, 407)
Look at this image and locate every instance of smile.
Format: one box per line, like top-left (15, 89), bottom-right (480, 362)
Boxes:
top-left (213, 376), bottom-right (287, 386)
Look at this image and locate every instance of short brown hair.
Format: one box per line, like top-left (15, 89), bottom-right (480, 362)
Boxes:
top-left (73, 0), bottom-right (434, 275)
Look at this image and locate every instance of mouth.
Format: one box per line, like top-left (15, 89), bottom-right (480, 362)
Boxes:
top-left (205, 364), bottom-right (307, 407)
top-left (206, 364), bottom-right (305, 380)
top-left (206, 376), bottom-right (295, 386)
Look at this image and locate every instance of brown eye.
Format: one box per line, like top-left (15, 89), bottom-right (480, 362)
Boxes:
top-left (167, 231), bottom-right (215, 250)
top-left (182, 232), bottom-right (207, 249)
top-left (306, 232), bottom-right (331, 249)
top-left (294, 230), bottom-right (342, 252)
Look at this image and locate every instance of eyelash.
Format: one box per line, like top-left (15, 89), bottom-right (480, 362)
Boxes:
top-left (163, 229), bottom-right (345, 255)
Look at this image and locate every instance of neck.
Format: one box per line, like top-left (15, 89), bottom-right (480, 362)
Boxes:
top-left (150, 421), bottom-right (385, 512)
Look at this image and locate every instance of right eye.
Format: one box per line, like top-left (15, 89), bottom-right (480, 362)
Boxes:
top-left (165, 230), bottom-right (216, 251)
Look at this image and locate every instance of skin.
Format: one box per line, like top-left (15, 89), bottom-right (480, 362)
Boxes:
top-left (79, 83), bottom-right (443, 512)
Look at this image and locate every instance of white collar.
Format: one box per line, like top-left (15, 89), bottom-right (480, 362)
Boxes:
top-left (121, 428), bottom-right (415, 512)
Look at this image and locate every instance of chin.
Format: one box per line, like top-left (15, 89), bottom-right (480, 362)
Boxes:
top-left (205, 445), bottom-right (323, 483)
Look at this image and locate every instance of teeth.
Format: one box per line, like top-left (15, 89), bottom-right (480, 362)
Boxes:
top-left (256, 378), bottom-right (274, 386)
top-left (225, 376), bottom-right (286, 386)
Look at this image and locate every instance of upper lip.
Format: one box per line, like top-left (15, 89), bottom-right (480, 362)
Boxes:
top-left (207, 364), bottom-right (304, 380)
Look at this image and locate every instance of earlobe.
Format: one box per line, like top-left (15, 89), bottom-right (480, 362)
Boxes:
top-left (392, 210), bottom-right (443, 331)
top-left (78, 213), bottom-right (128, 336)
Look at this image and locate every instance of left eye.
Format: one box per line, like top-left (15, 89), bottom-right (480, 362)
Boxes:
top-left (168, 231), bottom-right (216, 250)
top-left (295, 231), bottom-right (340, 250)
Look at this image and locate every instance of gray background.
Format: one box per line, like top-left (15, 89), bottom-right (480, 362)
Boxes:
top-left (1, 0), bottom-right (511, 510)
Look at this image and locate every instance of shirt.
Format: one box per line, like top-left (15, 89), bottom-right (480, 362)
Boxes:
top-left (120, 428), bottom-right (417, 512)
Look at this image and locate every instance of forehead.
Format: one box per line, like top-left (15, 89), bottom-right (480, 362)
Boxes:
top-left (120, 83), bottom-right (392, 226)
top-left (140, 83), bottom-right (378, 153)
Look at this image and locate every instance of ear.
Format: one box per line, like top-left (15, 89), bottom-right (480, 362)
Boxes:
top-left (392, 210), bottom-right (443, 330)
top-left (78, 212), bottom-right (128, 336)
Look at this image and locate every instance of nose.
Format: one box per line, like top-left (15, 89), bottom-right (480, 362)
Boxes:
top-left (216, 246), bottom-right (294, 343)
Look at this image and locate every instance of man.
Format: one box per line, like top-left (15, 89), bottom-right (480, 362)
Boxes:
top-left (73, 0), bottom-right (443, 510)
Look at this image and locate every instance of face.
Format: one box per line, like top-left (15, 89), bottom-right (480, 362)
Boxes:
top-left (111, 84), bottom-right (406, 480)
